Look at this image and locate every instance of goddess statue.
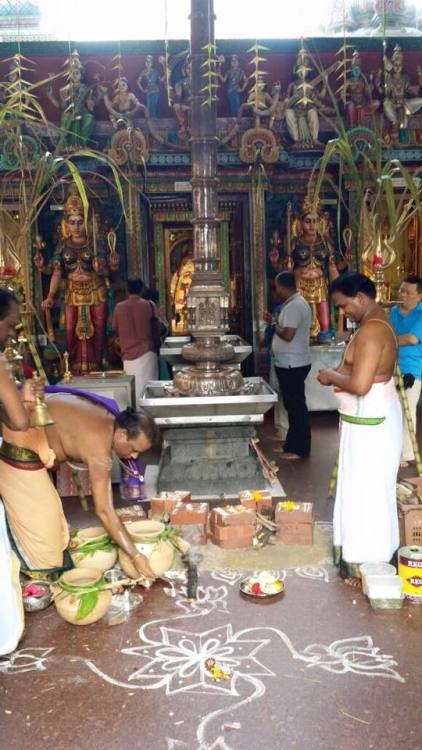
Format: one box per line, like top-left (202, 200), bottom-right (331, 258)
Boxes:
top-left (285, 46), bottom-right (330, 148)
top-left (289, 197), bottom-right (338, 339)
top-left (382, 44), bottom-right (422, 141)
top-left (136, 55), bottom-right (165, 117)
top-left (218, 54), bottom-right (248, 117)
top-left (344, 50), bottom-right (380, 128)
top-left (39, 187), bottom-right (119, 374)
top-left (172, 56), bottom-right (192, 138)
top-left (47, 50), bottom-right (95, 150)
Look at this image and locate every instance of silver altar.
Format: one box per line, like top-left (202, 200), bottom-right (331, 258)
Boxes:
top-left (161, 335), bottom-right (252, 369)
top-left (142, 377), bottom-right (277, 426)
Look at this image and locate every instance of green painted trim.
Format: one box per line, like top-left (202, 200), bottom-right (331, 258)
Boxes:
top-left (220, 220), bottom-right (230, 292)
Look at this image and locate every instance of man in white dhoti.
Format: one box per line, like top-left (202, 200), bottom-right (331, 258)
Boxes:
top-left (112, 278), bottom-right (159, 403)
top-left (317, 273), bottom-right (401, 583)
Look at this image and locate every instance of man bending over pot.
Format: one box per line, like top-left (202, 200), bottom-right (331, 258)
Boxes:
top-left (0, 393), bottom-right (160, 579)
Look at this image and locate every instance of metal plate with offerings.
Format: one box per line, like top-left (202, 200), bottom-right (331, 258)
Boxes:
top-left (240, 572), bottom-right (284, 598)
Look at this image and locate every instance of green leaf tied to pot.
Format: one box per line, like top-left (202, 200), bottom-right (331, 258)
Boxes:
top-left (70, 526), bottom-right (118, 573)
top-left (54, 569), bottom-right (111, 625)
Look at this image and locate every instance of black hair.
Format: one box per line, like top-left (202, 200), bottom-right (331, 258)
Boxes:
top-left (0, 288), bottom-right (18, 320)
top-left (127, 278), bottom-right (145, 295)
top-left (403, 274), bottom-right (422, 294)
top-left (115, 406), bottom-right (160, 445)
top-left (329, 272), bottom-right (376, 300)
top-left (142, 287), bottom-right (159, 304)
top-left (275, 271), bottom-right (296, 291)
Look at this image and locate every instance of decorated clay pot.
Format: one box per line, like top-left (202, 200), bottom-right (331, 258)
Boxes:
top-left (118, 520), bottom-right (175, 578)
top-left (71, 526), bottom-right (118, 573)
top-left (54, 568), bottom-right (111, 626)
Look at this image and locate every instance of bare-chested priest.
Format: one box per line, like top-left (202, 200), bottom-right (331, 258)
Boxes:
top-left (317, 273), bottom-right (401, 583)
top-left (0, 394), bottom-right (160, 580)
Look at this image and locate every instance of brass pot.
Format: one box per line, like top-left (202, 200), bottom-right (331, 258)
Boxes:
top-left (119, 520), bottom-right (175, 578)
top-left (71, 526), bottom-right (118, 573)
top-left (54, 568), bottom-right (111, 626)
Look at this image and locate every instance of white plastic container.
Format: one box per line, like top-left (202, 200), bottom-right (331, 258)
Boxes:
top-left (360, 562), bottom-right (396, 596)
top-left (366, 574), bottom-right (403, 609)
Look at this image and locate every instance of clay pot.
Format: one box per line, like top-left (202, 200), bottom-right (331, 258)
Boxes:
top-left (54, 568), bottom-right (111, 626)
top-left (71, 526), bottom-right (118, 573)
top-left (118, 520), bottom-right (175, 578)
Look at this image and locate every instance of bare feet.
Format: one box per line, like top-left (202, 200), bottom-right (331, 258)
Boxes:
top-left (400, 460), bottom-right (409, 468)
top-left (279, 452), bottom-right (302, 461)
top-left (344, 577), bottom-right (362, 589)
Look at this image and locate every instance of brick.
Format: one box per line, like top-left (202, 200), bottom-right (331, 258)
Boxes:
top-left (174, 523), bottom-right (207, 546)
top-left (275, 501), bottom-right (313, 525)
top-left (149, 497), bottom-right (180, 516)
top-left (209, 532), bottom-right (253, 549)
top-left (211, 506), bottom-right (256, 528)
top-left (238, 489), bottom-right (272, 513)
top-left (169, 502), bottom-right (209, 525)
top-left (276, 522), bottom-right (313, 546)
top-left (211, 524), bottom-right (255, 542)
top-left (116, 505), bottom-right (146, 523)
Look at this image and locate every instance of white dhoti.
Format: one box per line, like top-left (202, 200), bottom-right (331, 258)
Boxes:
top-left (333, 379), bottom-right (402, 574)
top-left (0, 501), bottom-right (24, 655)
top-left (123, 350), bottom-right (158, 403)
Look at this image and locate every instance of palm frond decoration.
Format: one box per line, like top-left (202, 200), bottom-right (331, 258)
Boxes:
top-left (201, 41), bottom-right (219, 108)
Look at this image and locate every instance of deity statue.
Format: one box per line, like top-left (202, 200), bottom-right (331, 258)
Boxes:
top-left (172, 56), bottom-right (192, 138)
top-left (289, 197), bottom-right (338, 339)
top-left (285, 47), bottom-right (329, 148)
top-left (382, 44), bottom-right (422, 141)
top-left (344, 49), bottom-right (380, 129)
top-left (170, 244), bottom-right (194, 332)
top-left (39, 186), bottom-right (119, 374)
top-left (218, 54), bottom-right (247, 117)
top-left (47, 50), bottom-right (95, 150)
top-left (102, 77), bottom-right (145, 128)
top-left (136, 54), bottom-right (165, 117)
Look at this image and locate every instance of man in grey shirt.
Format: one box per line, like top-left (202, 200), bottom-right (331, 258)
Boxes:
top-left (264, 271), bottom-right (312, 459)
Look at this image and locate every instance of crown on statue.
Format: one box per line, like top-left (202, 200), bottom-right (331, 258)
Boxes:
top-left (299, 193), bottom-right (321, 218)
top-left (391, 44), bottom-right (403, 64)
top-left (63, 185), bottom-right (84, 217)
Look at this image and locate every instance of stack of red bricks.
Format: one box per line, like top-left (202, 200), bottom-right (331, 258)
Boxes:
top-left (275, 500), bottom-right (314, 545)
top-left (149, 491), bottom-right (209, 545)
top-left (209, 505), bottom-right (256, 549)
top-left (238, 489), bottom-right (273, 514)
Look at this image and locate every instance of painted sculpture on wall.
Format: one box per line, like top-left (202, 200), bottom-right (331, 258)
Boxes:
top-left (285, 46), bottom-right (327, 149)
top-left (37, 186), bottom-right (119, 374)
top-left (137, 55), bottom-right (165, 117)
top-left (344, 49), bottom-right (381, 128)
top-left (218, 54), bottom-right (248, 117)
top-left (102, 76), bottom-right (145, 128)
top-left (289, 197), bottom-right (338, 339)
top-left (382, 44), bottom-right (422, 142)
top-left (47, 50), bottom-right (95, 150)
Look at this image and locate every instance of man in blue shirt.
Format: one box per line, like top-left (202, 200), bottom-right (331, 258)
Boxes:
top-left (389, 274), bottom-right (422, 466)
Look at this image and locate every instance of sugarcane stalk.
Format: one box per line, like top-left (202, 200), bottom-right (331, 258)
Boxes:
top-left (396, 365), bottom-right (422, 476)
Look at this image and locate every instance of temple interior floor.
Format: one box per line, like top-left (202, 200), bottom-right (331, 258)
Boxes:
top-left (1, 410), bottom-right (422, 750)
